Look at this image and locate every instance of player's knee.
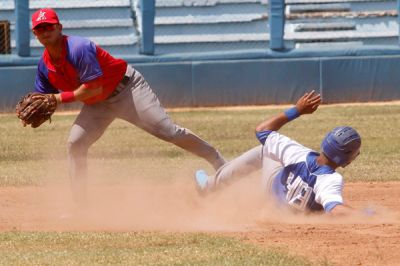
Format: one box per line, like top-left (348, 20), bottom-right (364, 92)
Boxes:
top-left (67, 140), bottom-right (78, 156)
top-left (67, 139), bottom-right (88, 157)
top-left (153, 123), bottom-right (185, 142)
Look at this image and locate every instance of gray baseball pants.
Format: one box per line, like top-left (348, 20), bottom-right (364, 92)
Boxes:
top-left (67, 66), bottom-right (225, 199)
top-left (209, 144), bottom-right (282, 195)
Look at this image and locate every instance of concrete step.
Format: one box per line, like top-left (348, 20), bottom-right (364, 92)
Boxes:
top-left (153, 3), bottom-right (268, 17)
top-left (288, 16), bottom-right (397, 31)
top-left (294, 22), bottom-right (356, 31)
top-left (10, 28), bottom-right (138, 46)
top-left (135, 2), bottom-right (270, 39)
top-left (11, 34), bottom-right (138, 49)
top-left (155, 20), bottom-right (269, 35)
top-left (0, 8), bottom-right (132, 24)
top-left (155, 13), bottom-right (268, 25)
top-left (154, 0), bottom-right (268, 7)
top-left (289, 37), bottom-right (398, 48)
top-left (286, 9), bottom-right (397, 20)
top-left (154, 32), bottom-right (269, 53)
top-left (8, 18), bottom-right (134, 31)
top-left (287, 3), bottom-right (351, 14)
top-left (286, 1), bottom-right (396, 17)
top-left (347, 0), bottom-right (396, 12)
top-left (19, 44), bottom-right (139, 57)
top-left (0, 0), bottom-right (130, 10)
top-left (295, 40), bottom-right (364, 48)
top-left (155, 32), bottom-right (270, 44)
top-left (285, 28), bottom-right (398, 42)
top-left (355, 18), bottom-right (397, 31)
top-left (62, 19), bottom-right (134, 29)
top-left (154, 40), bottom-right (269, 54)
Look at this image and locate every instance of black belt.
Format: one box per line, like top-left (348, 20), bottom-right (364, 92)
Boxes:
top-left (120, 75), bottom-right (131, 86)
top-left (108, 70), bottom-right (133, 99)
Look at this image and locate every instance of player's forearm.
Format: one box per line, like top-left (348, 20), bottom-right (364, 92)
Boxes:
top-left (255, 112), bottom-right (290, 132)
top-left (74, 85), bottom-right (103, 102)
top-left (54, 85), bottom-right (103, 104)
top-left (256, 91), bottom-right (321, 133)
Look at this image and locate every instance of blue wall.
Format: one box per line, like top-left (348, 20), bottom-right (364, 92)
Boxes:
top-left (322, 56), bottom-right (400, 102)
top-left (1, 51), bottom-right (400, 111)
top-left (0, 66), bottom-right (36, 110)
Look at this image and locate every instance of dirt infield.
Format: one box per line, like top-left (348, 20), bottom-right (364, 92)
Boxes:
top-left (231, 182), bottom-right (400, 266)
top-left (0, 179), bottom-right (399, 266)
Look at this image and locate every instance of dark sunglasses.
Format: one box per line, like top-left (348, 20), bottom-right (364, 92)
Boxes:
top-left (33, 24), bottom-right (58, 33)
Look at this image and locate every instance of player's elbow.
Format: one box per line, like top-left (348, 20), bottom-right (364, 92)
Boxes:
top-left (255, 122), bottom-right (271, 132)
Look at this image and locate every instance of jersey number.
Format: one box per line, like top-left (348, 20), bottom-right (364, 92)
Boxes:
top-left (286, 175), bottom-right (313, 211)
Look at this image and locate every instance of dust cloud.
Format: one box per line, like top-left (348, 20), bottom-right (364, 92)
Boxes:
top-left (1, 166), bottom-right (397, 232)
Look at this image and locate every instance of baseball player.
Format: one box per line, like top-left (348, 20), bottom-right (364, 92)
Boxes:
top-left (30, 8), bottom-right (226, 200)
top-left (195, 91), bottom-right (364, 216)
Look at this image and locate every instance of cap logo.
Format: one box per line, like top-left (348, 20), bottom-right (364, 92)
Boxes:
top-left (36, 10), bottom-right (47, 21)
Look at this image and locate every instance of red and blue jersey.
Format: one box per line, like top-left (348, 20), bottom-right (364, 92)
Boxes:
top-left (35, 35), bottom-right (127, 104)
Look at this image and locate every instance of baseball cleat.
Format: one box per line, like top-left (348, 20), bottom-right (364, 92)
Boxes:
top-left (195, 169), bottom-right (209, 194)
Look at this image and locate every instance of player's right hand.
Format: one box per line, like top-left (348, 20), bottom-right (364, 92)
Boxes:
top-left (296, 90), bottom-right (321, 115)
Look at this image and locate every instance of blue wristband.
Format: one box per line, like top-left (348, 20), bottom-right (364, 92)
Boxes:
top-left (284, 107), bottom-right (300, 121)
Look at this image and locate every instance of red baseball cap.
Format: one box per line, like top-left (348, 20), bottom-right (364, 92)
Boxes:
top-left (31, 8), bottom-right (60, 29)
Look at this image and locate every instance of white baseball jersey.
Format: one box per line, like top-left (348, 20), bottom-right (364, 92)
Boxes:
top-left (257, 130), bottom-right (344, 213)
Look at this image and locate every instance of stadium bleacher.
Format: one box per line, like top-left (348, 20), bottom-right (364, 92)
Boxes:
top-left (0, 0), bottom-right (398, 56)
top-left (0, 0), bottom-right (138, 56)
top-left (133, 0), bottom-right (397, 53)
top-left (136, 0), bottom-right (270, 53)
top-left (286, 0), bottom-right (398, 48)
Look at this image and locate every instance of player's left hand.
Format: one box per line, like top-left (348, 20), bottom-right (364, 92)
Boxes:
top-left (16, 92), bottom-right (58, 128)
top-left (296, 90), bottom-right (321, 115)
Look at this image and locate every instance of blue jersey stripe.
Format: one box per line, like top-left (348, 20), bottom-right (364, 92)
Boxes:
top-left (256, 130), bottom-right (273, 145)
top-left (35, 59), bottom-right (58, 94)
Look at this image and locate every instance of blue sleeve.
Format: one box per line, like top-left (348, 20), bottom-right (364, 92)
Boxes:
top-left (67, 37), bottom-right (103, 83)
top-left (324, 201), bottom-right (342, 213)
top-left (34, 60), bottom-right (59, 94)
top-left (256, 130), bottom-right (274, 145)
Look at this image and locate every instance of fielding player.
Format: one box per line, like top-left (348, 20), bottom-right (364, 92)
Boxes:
top-left (30, 8), bottom-right (225, 200)
top-left (195, 91), bottom-right (365, 216)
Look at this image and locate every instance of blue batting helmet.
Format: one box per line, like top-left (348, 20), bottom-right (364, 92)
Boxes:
top-left (321, 126), bottom-right (361, 167)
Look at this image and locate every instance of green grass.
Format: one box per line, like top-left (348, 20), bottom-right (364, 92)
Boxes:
top-left (0, 232), bottom-right (311, 266)
top-left (1, 104), bottom-right (399, 185)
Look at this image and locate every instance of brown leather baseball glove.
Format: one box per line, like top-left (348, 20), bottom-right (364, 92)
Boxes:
top-left (16, 92), bottom-right (57, 128)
